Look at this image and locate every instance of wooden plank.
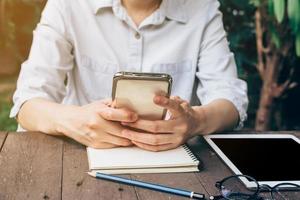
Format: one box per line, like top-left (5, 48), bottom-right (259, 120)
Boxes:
top-left (62, 138), bottom-right (138, 200)
top-left (0, 131), bottom-right (8, 151)
top-left (187, 136), bottom-right (233, 197)
top-left (293, 131), bottom-right (300, 137)
top-left (62, 131), bottom-right (300, 199)
top-left (131, 172), bottom-right (208, 200)
top-left (130, 142), bottom-right (209, 200)
top-left (0, 132), bottom-right (63, 200)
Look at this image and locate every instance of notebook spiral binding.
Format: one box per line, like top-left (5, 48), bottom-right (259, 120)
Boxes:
top-left (182, 145), bottom-right (198, 162)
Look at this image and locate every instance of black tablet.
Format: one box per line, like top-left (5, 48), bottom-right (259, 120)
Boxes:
top-left (204, 134), bottom-right (300, 188)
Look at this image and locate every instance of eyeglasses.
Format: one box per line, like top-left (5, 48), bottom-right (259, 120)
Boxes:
top-left (209, 175), bottom-right (300, 200)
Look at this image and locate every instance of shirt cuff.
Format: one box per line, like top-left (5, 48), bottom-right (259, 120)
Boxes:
top-left (199, 93), bottom-right (248, 130)
top-left (10, 94), bottom-right (54, 119)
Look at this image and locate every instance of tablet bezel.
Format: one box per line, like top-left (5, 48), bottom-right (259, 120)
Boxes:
top-left (204, 134), bottom-right (300, 188)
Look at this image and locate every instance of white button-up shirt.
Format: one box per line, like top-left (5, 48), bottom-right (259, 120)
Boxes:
top-left (10, 0), bottom-right (248, 130)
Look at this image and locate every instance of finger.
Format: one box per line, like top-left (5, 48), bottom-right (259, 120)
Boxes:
top-left (85, 128), bottom-right (133, 147)
top-left (100, 98), bottom-right (113, 106)
top-left (171, 97), bottom-right (191, 119)
top-left (122, 129), bottom-right (173, 145)
top-left (90, 99), bottom-right (112, 108)
top-left (101, 120), bottom-right (132, 139)
top-left (122, 119), bottom-right (176, 133)
top-left (180, 101), bottom-right (191, 112)
top-left (171, 96), bottom-right (190, 108)
top-left (89, 142), bottom-right (119, 149)
top-left (132, 141), bottom-right (178, 152)
top-left (86, 115), bottom-right (129, 139)
top-left (154, 96), bottom-right (184, 117)
top-left (111, 99), bottom-right (117, 108)
top-left (63, 127), bottom-right (121, 148)
top-left (98, 107), bottom-right (138, 122)
top-left (171, 96), bottom-right (186, 104)
top-left (100, 131), bottom-right (133, 146)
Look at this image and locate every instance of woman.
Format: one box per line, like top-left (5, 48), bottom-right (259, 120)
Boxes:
top-left (10, 0), bottom-right (248, 151)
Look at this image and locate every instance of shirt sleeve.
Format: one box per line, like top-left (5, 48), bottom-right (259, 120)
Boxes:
top-left (10, 0), bottom-right (74, 119)
top-left (196, 0), bottom-right (248, 129)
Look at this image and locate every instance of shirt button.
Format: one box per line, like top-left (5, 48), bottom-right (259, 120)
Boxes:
top-left (135, 32), bottom-right (141, 39)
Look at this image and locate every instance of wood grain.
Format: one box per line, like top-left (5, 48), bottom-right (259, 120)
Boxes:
top-left (130, 141), bottom-right (209, 200)
top-left (0, 132), bottom-right (63, 200)
top-left (187, 136), bottom-right (233, 197)
top-left (0, 131), bottom-right (298, 200)
top-left (293, 132), bottom-right (300, 137)
top-left (131, 172), bottom-right (208, 200)
top-left (62, 138), bottom-right (138, 200)
top-left (0, 132), bottom-right (8, 151)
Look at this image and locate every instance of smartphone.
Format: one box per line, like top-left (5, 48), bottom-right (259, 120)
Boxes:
top-left (112, 72), bottom-right (172, 120)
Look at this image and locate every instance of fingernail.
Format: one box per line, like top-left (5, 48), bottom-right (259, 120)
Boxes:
top-left (158, 97), bottom-right (167, 104)
top-left (154, 96), bottom-right (162, 103)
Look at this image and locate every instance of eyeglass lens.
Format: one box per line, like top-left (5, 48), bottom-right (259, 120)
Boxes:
top-left (271, 184), bottom-right (300, 200)
top-left (220, 176), bottom-right (258, 200)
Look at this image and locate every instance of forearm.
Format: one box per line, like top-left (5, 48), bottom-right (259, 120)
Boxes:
top-left (193, 99), bottom-right (239, 135)
top-left (17, 98), bottom-right (75, 135)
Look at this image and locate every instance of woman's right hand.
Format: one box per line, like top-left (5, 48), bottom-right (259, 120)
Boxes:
top-left (56, 99), bottom-right (138, 148)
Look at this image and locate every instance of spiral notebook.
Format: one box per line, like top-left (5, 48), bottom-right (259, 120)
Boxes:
top-left (87, 145), bottom-right (200, 174)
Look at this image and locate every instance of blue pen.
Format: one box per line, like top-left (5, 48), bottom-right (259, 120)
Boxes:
top-left (88, 172), bottom-right (205, 199)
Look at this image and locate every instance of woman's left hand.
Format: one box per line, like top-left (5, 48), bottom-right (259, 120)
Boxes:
top-left (121, 96), bottom-right (205, 151)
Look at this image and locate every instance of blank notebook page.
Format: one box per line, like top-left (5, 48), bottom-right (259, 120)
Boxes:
top-left (87, 145), bottom-right (199, 170)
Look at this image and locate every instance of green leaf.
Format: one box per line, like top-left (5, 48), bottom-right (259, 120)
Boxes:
top-left (273, 0), bottom-right (286, 23)
top-left (268, 0), bottom-right (274, 15)
top-left (269, 24), bottom-right (281, 49)
top-left (287, 0), bottom-right (300, 33)
top-left (250, 0), bottom-right (261, 7)
top-left (296, 32), bottom-right (300, 57)
top-left (271, 30), bottom-right (281, 49)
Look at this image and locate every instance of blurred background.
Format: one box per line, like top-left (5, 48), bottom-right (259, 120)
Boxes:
top-left (0, 0), bottom-right (299, 131)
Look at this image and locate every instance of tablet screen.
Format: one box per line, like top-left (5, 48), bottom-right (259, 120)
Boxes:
top-left (211, 138), bottom-right (300, 182)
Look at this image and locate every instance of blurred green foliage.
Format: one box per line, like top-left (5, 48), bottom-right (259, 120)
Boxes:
top-left (220, 0), bottom-right (257, 76)
top-left (0, 101), bottom-right (17, 131)
top-left (219, 0), bottom-right (261, 128)
top-left (220, 0), bottom-right (300, 130)
top-left (0, 77), bottom-right (18, 131)
top-left (257, 0), bottom-right (300, 56)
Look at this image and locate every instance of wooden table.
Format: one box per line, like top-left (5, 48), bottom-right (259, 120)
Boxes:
top-left (0, 131), bottom-right (298, 200)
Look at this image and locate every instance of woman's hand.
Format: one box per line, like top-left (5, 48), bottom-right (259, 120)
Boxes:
top-left (56, 99), bottom-right (138, 149)
top-left (121, 96), bottom-right (206, 151)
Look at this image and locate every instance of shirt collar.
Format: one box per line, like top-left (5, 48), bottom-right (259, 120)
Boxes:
top-left (89, 0), bottom-right (188, 24)
top-left (89, 0), bottom-right (114, 14)
top-left (159, 0), bottom-right (188, 23)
